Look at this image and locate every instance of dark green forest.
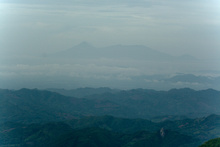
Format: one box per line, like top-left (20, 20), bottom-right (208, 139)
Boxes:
top-left (0, 88), bottom-right (220, 146)
top-left (199, 138), bottom-right (220, 147)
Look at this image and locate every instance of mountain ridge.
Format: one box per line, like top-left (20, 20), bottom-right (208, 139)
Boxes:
top-left (53, 42), bottom-right (197, 61)
top-left (1, 88), bottom-right (220, 123)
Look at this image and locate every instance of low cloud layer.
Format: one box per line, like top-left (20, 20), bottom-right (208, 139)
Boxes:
top-left (1, 0), bottom-right (220, 89)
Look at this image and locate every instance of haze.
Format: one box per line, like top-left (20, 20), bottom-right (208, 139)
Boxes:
top-left (0, 0), bottom-right (220, 90)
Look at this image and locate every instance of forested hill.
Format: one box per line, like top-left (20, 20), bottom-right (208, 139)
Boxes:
top-left (1, 114), bottom-right (220, 146)
top-left (0, 88), bottom-right (220, 123)
top-left (199, 138), bottom-right (220, 147)
top-left (0, 88), bottom-right (220, 146)
top-left (0, 122), bottom-right (200, 147)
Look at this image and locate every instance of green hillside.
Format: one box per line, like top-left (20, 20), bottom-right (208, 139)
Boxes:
top-left (0, 88), bottom-right (220, 146)
top-left (0, 122), bottom-right (200, 147)
top-left (199, 138), bottom-right (220, 147)
top-left (1, 88), bottom-right (220, 124)
top-left (1, 114), bottom-right (219, 146)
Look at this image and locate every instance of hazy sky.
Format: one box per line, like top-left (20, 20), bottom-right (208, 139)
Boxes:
top-left (1, 0), bottom-right (220, 89)
top-left (1, 0), bottom-right (220, 59)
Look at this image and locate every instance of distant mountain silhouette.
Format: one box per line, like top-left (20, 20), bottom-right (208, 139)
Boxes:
top-left (54, 41), bottom-right (98, 58)
top-left (166, 74), bottom-right (220, 84)
top-left (53, 42), bottom-right (197, 61)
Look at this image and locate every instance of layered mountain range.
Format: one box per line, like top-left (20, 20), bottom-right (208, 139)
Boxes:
top-left (1, 88), bottom-right (220, 146)
top-left (1, 42), bottom-right (219, 90)
top-left (1, 88), bottom-right (220, 123)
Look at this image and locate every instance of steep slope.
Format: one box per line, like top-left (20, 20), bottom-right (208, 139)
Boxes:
top-left (199, 138), bottom-right (220, 147)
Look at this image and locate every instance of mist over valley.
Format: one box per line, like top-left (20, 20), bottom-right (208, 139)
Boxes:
top-left (1, 0), bottom-right (220, 146)
top-left (1, 42), bottom-right (220, 90)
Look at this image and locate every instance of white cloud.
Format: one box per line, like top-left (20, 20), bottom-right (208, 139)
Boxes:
top-left (0, 0), bottom-right (220, 89)
top-left (0, 63), bottom-right (140, 80)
